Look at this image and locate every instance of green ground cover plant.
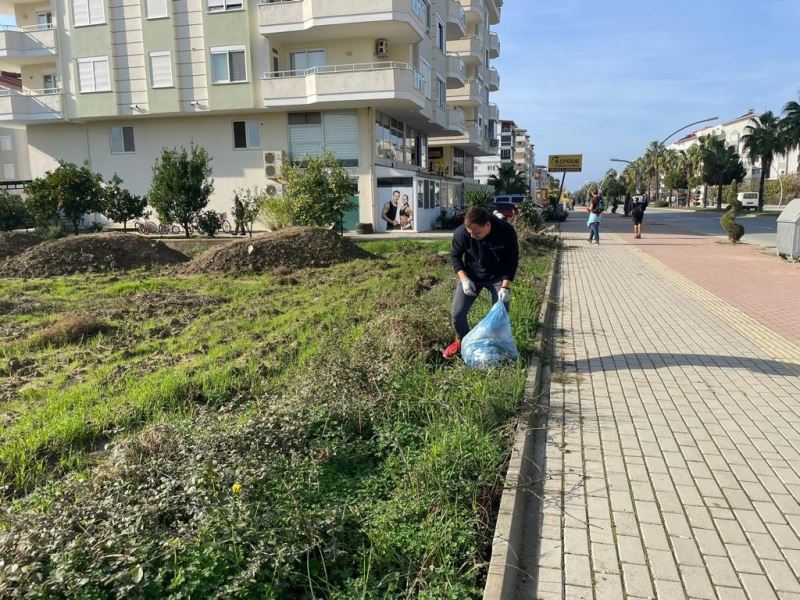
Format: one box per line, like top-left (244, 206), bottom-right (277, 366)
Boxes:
top-left (0, 238), bottom-right (552, 598)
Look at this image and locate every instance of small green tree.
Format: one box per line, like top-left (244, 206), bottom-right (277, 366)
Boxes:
top-left (701, 137), bottom-right (746, 209)
top-left (195, 209), bottom-right (221, 237)
top-left (25, 161), bottom-right (104, 234)
top-left (102, 174), bottom-right (147, 231)
top-left (0, 191), bottom-right (32, 231)
top-left (280, 149), bottom-right (356, 233)
top-left (149, 143), bottom-right (214, 238)
top-left (464, 188), bottom-right (494, 208)
top-left (720, 200), bottom-right (745, 243)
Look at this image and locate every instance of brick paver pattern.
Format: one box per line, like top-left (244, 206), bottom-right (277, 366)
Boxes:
top-left (530, 232), bottom-right (800, 600)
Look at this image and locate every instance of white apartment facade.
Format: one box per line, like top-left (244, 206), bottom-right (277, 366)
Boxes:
top-left (669, 109), bottom-right (800, 183)
top-left (474, 118), bottom-right (536, 196)
top-left (0, 0), bottom-right (503, 231)
top-left (0, 124), bottom-right (30, 184)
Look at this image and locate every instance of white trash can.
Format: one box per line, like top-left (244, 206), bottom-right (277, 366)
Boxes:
top-left (776, 198), bottom-right (800, 260)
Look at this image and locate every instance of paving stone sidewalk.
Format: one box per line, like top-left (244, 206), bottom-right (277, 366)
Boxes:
top-left (523, 230), bottom-right (800, 600)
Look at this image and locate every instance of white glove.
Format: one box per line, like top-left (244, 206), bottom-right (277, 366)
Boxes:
top-left (498, 287), bottom-right (511, 303)
top-left (461, 278), bottom-right (477, 296)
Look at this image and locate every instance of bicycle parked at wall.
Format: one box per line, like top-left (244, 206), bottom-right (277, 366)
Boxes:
top-left (134, 215), bottom-right (180, 235)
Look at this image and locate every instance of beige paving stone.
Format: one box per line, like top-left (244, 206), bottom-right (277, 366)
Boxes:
top-left (748, 531), bottom-right (785, 561)
top-left (694, 527), bottom-right (728, 556)
top-left (621, 563), bottom-right (654, 598)
top-left (671, 536), bottom-right (704, 566)
top-left (680, 564), bottom-right (717, 599)
top-left (705, 555), bottom-right (739, 586)
top-left (565, 553), bottom-right (592, 588)
top-left (740, 573), bottom-right (780, 600)
top-left (648, 548), bottom-right (681, 582)
top-left (727, 544), bottom-right (764, 574)
top-left (564, 584), bottom-right (592, 599)
top-left (591, 542), bottom-right (620, 575)
top-left (593, 573), bottom-right (623, 599)
top-left (715, 587), bottom-right (748, 600)
top-left (655, 578), bottom-right (687, 599)
top-left (762, 560), bottom-right (800, 593)
top-left (617, 535), bottom-right (647, 565)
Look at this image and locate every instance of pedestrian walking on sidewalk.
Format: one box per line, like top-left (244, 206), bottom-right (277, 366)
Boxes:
top-left (587, 191), bottom-right (604, 244)
top-left (442, 206), bottom-right (519, 360)
top-left (631, 193), bottom-right (648, 239)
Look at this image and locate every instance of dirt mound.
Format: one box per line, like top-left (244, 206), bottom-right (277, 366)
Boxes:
top-left (179, 227), bottom-right (373, 274)
top-left (0, 232), bottom-right (42, 260)
top-left (0, 233), bottom-right (188, 277)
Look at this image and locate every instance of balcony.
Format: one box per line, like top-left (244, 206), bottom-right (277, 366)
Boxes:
top-left (459, 0), bottom-right (484, 24)
top-left (261, 61), bottom-right (426, 112)
top-left (430, 119), bottom-right (491, 155)
top-left (0, 25), bottom-right (56, 65)
top-left (445, 53), bottom-right (466, 88)
top-left (0, 88), bottom-right (62, 122)
top-left (447, 106), bottom-right (465, 134)
top-left (488, 102), bottom-right (498, 121)
top-left (488, 31), bottom-right (499, 58)
top-left (447, 78), bottom-right (483, 106)
top-left (258, 0), bottom-right (427, 43)
top-left (485, 0), bottom-right (501, 24)
top-left (446, 0), bottom-right (466, 40)
top-left (487, 67), bottom-right (499, 91)
top-left (447, 35), bottom-right (485, 66)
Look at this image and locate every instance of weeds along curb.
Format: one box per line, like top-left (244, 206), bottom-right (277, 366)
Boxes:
top-left (483, 239), bottom-right (561, 600)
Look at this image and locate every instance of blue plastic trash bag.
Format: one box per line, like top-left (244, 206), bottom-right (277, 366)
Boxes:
top-left (461, 301), bottom-right (519, 369)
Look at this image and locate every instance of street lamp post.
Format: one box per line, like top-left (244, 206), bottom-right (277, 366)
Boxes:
top-left (610, 157), bottom-right (642, 194)
top-left (770, 163), bottom-right (786, 206)
top-left (653, 116), bottom-right (718, 204)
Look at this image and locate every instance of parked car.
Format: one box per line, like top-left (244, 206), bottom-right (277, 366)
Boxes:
top-left (736, 191), bottom-right (759, 211)
top-left (494, 194), bottom-right (527, 204)
top-left (490, 201), bottom-right (519, 220)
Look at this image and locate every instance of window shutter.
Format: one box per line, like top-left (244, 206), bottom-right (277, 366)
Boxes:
top-left (146, 0), bottom-right (167, 19)
top-left (88, 0), bottom-right (104, 23)
top-left (0, 136), bottom-right (11, 151)
top-left (94, 58), bottom-right (110, 91)
top-left (246, 121), bottom-right (260, 148)
top-left (73, 0), bottom-right (89, 26)
top-left (207, 0), bottom-right (224, 11)
top-left (322, 111), bottom-right (358, 164)
top-left (110, 127), bottom-right (123, 153)
top-left (77, 59), bottom-right (95, 92)
top-left (229, 51), bottom-right (246, 82)
top-left (150, 52), bottom-right (172, 88)
top-left (211, 52), bottom-right (228, 82)
top-left (3, 164), bottom-right (14, 179)
top-left (122, 127), bottom-right (135, 152)
top-left (289, 123), bottom-right (323, 160)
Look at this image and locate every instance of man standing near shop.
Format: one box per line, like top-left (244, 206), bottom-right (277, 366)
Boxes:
top-left (443, 206), bottom-right (519, 360)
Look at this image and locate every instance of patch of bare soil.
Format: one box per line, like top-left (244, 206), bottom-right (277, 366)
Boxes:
top-left (36, 313), bottom-right (114, 347)
top-left (0, 233), bottom-right (188, 277)
top-left (0, 232), bottom-right (42, 261)
top-left (178, 227), bottom-right (373, 274)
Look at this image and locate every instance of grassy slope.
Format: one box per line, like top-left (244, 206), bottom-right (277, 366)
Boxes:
top-left (0, 239), bottom-right (552, 598)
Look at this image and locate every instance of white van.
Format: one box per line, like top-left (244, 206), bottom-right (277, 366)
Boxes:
top-left (736, 191), bottom-right (759, 211)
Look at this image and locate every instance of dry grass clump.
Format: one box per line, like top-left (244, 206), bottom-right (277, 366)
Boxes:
top-left (36, 313), bottom-right (114, 347)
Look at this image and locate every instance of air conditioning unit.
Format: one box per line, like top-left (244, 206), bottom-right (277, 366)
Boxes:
top-left (265, 183), bottom-right (283, 197)
top-left (375, 38), bottom-right (389, 58)
top-left (264, 150), bottom-right (286, 178)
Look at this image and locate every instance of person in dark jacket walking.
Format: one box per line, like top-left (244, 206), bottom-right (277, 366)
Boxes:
top-left (631, 193), bottom-right (648, 239)
top-left (443, 206), bottom-right (519, 360)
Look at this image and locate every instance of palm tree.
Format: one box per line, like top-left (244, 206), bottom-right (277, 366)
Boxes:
top-left (701, 136), bottom-right (746, 209)
top-left (741, 111), bottom-right (786, 211)
top-left (642, 140), bottom-right (666, 198)
top-left (782, 97), bottom-right (800, 153)
top-left (660, 148), bottom-right (681, 204)
top-left (488, 164), bottom-right (528, 195)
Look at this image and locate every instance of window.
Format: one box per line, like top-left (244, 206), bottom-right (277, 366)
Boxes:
top-left (436, 77), bottom-right (446, 110)
top-left (210, 46), bottom-right (246, 83)
top-left (419, 58), bottom-right (432, 99)
top-left (207, 0), bottom-right (242, 12)
top-left (0, 136), bottom-right (11, 151)
top-left (501, 149), bottom-right (511, 160)
top-left (42, 73), bottom-right (58, 92)
top-left (272, 49), bottom-right (279, 74)
top-left (110, 127), bottom-right (135, 154)
top-left (289, 110), bottom-right (359, 166)
top-left (77, 56), bottom-right (110, 92)
top-left (36, 11), bottom-right (53, 27)
top-left (2, 164), bottom-right (14, 180)
top-left (437, 18), bottom-right (445, 51)
top-left (149, 52), bottom-right (173, 88)
top-left (146, 0), bottom-right (167, 19)
top-left (73, 0), bottom-right (104, 26)
top-left (290, 50), bottom-right (325, 74)
top-left (233, 121), bottom-right (260, 149)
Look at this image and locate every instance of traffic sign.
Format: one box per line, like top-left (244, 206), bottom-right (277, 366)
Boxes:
top-left (548, 154), bottom-right (583, 172)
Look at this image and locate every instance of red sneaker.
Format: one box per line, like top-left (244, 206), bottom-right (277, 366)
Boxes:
top-left (442, 339), bottom-right (461, 360)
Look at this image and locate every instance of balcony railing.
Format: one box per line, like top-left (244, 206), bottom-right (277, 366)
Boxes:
top-left (448, 106), bottom-right (465, 131)
top-left (460, 0), bottom-right (485, 22)
top-left (447, 35), bottom-right (486, 65)
top-left (488, 31), bottom-right (500, 58)
top-left (445, 52), bottom-right (466, 87)
top-left (487, 67), bottom-right (499, 91)
top-left (446, 0), bottom-right (466, 39)
top-left (0, 88), bottom-right (63, 122)
top-left (261, 62), bottom-right (426, 108)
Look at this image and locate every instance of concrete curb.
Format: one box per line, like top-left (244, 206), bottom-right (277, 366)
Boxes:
top-left (483, 240), bottom-right (561, 600)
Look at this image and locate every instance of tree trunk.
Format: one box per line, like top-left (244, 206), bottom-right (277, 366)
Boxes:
top-left (123, 220), bottom-right (127, 232)
top-left (758, 159), bottom-right (768, 211)
top-left (703, 184), bottom-right (708, 207)
top-left (184, 222), bottom-right (191, 238)
top-left (716, 185), bottom-right (723, 210)
top-left (72, 218), bottom-right (80, 235)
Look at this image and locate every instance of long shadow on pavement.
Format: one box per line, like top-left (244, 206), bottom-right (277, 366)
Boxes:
top-left (572, 352), bottom-right (799, 377)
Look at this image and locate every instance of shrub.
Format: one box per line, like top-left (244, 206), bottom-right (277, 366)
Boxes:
top-left (26, 161), bottom-right (105, 234)
top-left (464, 188), bottom-right (493, 208)
top-left (720, 201), bottom-right (745, 243)
top-left (653, 200), bottom-right (669, 208)
top-left (258, 195), bottom-right (293, 231)
top-left (281, 149), bottom-right (357, 231)
top-left (149, 143), bottom-right (214, 238)
top-left (35, 224), bottom-right (66, 240)
top-left (36, 313), bottom-right (113, 347)
top-left (103, 174), bottom-right (147, 231)
top-left (516, 198), bottom-right (542, 228)
top-left (195, 209), bottom-right (221, 237)
top-left (0, 191), bottom-right (31, 231)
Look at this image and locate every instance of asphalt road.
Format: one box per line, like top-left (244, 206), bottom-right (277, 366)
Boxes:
top-left (602, 207), bottom-right (779, 247)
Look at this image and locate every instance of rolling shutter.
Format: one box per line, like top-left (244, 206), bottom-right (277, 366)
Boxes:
top-left (73, 0), bottom-right (89, 26)
top-left (146, 0), bottom-right (167, 18)
top-left (77, 59), bottom-right (95, 92)
top-left (88, 0), bottom-right (104, 23)
top-left (94, 58), bottom-right (110, 91)
top-left (322, 111), bottom-right (358, 165)
top-left (149, 52), bottom-right (172, 88)
top-left (289, 123), bottom-right (323, 160)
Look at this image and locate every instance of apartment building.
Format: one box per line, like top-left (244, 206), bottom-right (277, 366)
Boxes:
top-left (474, 118), bottom-right (536, 196)
top-left (669, 109), bottom-right (800, 182)
top-left (0, 124), bottom-right (30, 183)
top-left (513, 125), bottom-right (533, 191)
top-left (0, 0), bottom-right (503, 231)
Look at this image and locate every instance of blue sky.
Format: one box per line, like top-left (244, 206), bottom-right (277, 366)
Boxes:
top-left (494, 0), bottom-right (800, 189)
